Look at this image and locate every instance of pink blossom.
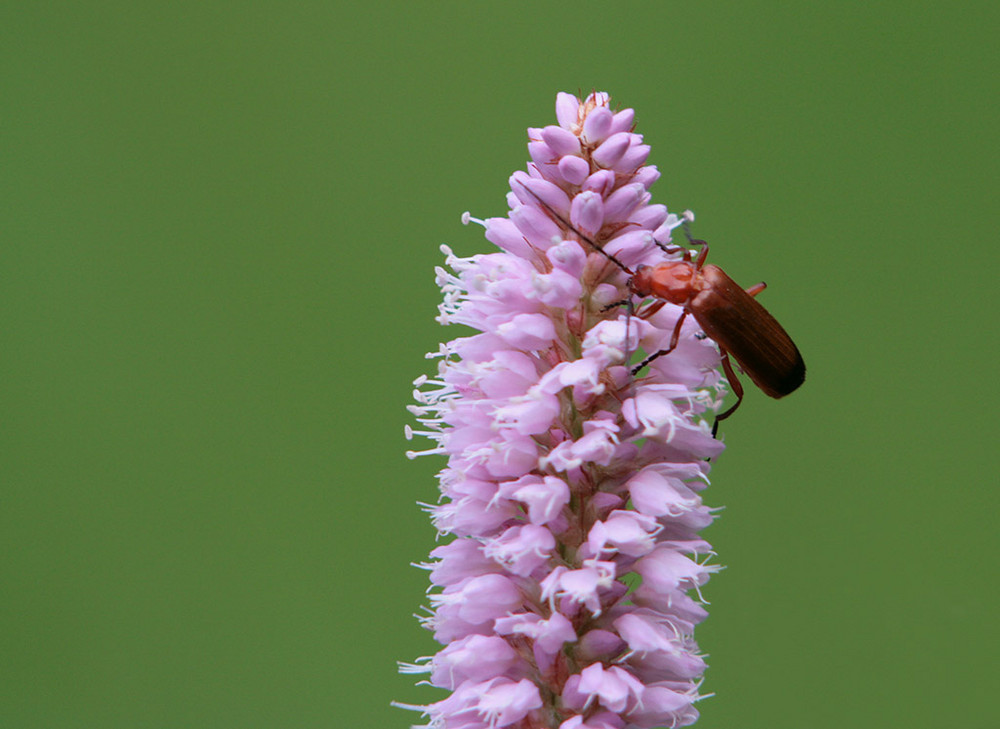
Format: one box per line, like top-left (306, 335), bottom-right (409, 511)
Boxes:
top-left (401, 92), bottom-right (729, 728)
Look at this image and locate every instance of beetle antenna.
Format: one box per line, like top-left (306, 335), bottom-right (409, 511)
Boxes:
top-left (680, 210), bottom-right (697, 243)
top-left (680, 210), bottom-right (707, 249)
top-left (679, 209), bottom-right (709, 266)
top-left (515, 183), bottom-right (633, 275)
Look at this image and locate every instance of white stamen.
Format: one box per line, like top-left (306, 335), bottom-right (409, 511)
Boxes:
top-left (461, 211), bottom-right (487, 228)
top-left (692, 581), bottom-right (709, 605)
top-left (397, 658), bottom-right (432, 675)
top-left (406, 447), bottom-right (446, 459)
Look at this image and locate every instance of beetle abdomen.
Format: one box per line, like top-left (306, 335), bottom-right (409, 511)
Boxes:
top-left (693, 265), bottom-right (805, 398)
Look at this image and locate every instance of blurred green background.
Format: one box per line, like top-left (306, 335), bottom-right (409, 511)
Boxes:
top-left (3, 2), bottom-right (996, 727)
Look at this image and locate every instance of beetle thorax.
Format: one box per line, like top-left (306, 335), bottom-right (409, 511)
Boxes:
top-left (631, 262), bottom-right (698, 304)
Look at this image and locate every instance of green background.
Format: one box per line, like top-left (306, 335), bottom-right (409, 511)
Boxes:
top-left (3, 2), bottom-right (996, 728)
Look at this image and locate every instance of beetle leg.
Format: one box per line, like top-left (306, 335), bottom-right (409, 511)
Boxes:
top-left (631, 309), bottom-right (689, 375)
top-left (690, 239), bottom-right (710, 268)
top-left (745, 281), bottom-right (767, 297)
top-left (712, 349), bottom-right (745, 437)
top-left (636, 299), bottom-right (667, 319)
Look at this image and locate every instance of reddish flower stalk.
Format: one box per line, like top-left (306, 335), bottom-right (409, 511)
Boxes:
top-left (401, 92), bottom-right (727, 729)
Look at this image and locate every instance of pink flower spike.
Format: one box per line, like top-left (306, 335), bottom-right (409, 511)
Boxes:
top-left (404, 92), bottom-right (730, 728)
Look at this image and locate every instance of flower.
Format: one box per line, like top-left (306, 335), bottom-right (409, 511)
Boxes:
top-left (401, 92), bottom-right (727, 729)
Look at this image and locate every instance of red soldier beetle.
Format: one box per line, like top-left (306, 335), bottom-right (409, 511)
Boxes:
top-left (517, 182), bottom-right (805, 435)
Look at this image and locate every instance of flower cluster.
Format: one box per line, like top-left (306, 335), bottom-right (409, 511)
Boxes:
top-left (401, 92), bottom-right (728, 729)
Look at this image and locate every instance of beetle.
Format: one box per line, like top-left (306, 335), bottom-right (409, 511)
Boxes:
top-left (518, 183), bottom-right (805, 434)
top-left (628, 238), bottom-right (806, 433)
